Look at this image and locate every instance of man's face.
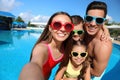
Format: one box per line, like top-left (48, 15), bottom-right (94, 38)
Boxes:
top-left (84, 9), bottom-right (105, 36)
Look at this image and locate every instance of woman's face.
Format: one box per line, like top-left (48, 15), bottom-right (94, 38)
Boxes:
top-left (72, 23), bottom-right (84, 41)
top-left (49, 14), bottom-right (72, 42)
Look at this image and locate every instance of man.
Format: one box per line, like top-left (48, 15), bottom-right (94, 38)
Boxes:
top-left (84, 1), bottom-right (112, 80)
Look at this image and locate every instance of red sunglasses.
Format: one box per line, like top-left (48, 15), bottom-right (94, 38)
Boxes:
top-left (50, 21), bottom-right (74, 32)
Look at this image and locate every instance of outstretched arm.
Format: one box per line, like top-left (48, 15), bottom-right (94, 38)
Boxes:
top-left (19, 43), bottom-right (48, 80)
top-left (19, 63), bottom-right (44, 80)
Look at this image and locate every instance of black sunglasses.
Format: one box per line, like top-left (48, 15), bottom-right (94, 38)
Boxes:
top-left (84, 15), bottom-right (106, 24)
top-left (71, 51), bottom-right (88, 58)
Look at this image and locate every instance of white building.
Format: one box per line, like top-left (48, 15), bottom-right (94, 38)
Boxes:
top-left (107, 25), bottom-right (120, 29)
top-left (30, 22), bottom-right (47, 28)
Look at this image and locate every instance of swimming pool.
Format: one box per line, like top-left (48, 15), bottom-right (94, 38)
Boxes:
top-left (0, 30), bottom-right (120, 80)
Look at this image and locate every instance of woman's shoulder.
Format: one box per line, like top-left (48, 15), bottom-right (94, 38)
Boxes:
top-left (32, 42), bottom-right (49, 55)
top-left (31, 43), bottom-right (49, 66)
top-left (35, 42), bottom-right (48, 51)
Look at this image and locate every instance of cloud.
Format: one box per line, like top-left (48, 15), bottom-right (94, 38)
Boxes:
top-left (19, 12), bottom-right (34, 23)
top-left (0, 0), bottom-right (49, 23)
top-left (31, 15), bottom-right (49, 22)
top-left (0, 0), bottom-right (22, 11)
top-left (19, 12), bottom-right (50, 23)
top-left (106, 15), bottom-right (113, 22)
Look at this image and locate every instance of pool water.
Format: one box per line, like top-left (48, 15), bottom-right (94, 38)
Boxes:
top-left (0, 30), bottom-right (120, 80)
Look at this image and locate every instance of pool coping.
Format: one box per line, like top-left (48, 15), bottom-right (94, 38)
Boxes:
top-left (113, 40), bottom-right (120, 45)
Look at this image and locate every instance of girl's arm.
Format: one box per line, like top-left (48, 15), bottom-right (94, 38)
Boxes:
top-left (84, 64), bottom-right (91, 80)
top-left (55, 67), bottom-right (66, 80)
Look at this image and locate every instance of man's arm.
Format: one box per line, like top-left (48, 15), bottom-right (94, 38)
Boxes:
top-left (90, 40), bottom-right (112, 76)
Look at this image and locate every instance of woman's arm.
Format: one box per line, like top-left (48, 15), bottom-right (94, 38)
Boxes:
top-left (19, 63), bottom-right (44, 80)
top-left (19, 43), bottom-right (48, 80)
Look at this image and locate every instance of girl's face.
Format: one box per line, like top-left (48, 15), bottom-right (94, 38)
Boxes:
top-left (49, 14), bottom-right (73, 42)
top-left (71, 45), bottom-right (87, 66)
top-left (72, 23), bottom-right (84, 41)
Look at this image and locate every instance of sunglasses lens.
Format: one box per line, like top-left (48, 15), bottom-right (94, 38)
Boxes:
top-left (72, 52), bottom-right (78, 57)
top-left (72, 30), bottom-right (84, 35)
top-left (80, 52), bottom-right (86, 57)
top-left (85, 16), bottom-right (93, 22)
top-left (53, 22), bottom-right (61, 30)
top-left (96, 18), bottom-right (104, 24)
top-left (85, 15), bottom-right (105, 24)
top-left (64, 23), bottom-right (73, 32)
top-left (77, 31), bottom-right (83, 35)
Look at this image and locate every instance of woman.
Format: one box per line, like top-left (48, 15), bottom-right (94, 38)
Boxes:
top-left (19, 11), bottom-right (74, 80)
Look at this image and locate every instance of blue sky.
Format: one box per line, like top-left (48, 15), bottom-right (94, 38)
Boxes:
top-left (0, 0), bottom-right (120, 23)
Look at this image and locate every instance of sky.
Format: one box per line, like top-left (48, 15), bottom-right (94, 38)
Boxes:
top-left (0, 0), bottom-right (120, 23)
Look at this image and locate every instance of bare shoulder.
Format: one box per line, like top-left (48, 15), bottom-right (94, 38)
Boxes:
top-left (95, 38), bottom-right (112, 49)
top-left (94, 39), bottom-right (112, 61)
top-left (33, 43), bottom-right (48, 52)
top-left (31, 43), bottom-right (49, 66)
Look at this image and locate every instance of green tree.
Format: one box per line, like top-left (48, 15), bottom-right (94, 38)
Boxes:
top-left (27, 21), bottom-right (37, 27)
top-left (15, 16), bottom-right (24, 23)
top-left (27, 21), bottom-right (31, 26)
top-left (109, 29), bottom-right (120, 37)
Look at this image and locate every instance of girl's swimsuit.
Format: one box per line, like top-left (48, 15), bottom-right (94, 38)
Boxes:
top-left (42, 44), bottom-right (64, 77)
top-left (64, 60), bottom-right (82, 78)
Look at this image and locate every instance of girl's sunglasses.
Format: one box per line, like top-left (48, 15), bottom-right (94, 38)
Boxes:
top-left (50, 21), bottom-right (74, 32)
top-left (71, 51), bottom-right (88, 58)
top-left (84, 15), bottom-right (106, 24)
top-left (72, 30), bottom-right (84, 35)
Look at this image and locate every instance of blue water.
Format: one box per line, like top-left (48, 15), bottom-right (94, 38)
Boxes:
top-left (0, 30), bottom-right (120, 80)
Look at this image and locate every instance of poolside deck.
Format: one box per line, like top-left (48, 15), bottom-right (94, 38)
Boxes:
top-left (113, 40), bottom-right (120, 45)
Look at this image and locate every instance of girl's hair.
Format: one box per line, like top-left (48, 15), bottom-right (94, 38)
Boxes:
top-left (30, 11), bottom-right (73, 60)
top-left (78, 54), bottom-right (90, 80)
